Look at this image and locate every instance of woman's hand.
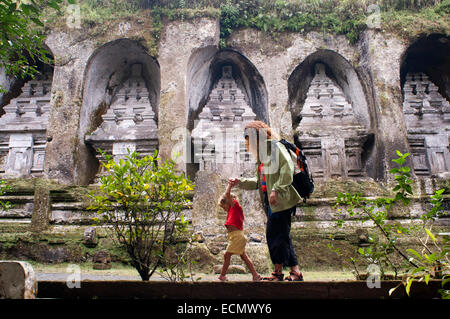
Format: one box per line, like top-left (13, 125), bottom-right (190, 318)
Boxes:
top-left (269, 191), bottom-right (277, 205)
top-left (229, 178), bottom-right (240, 186)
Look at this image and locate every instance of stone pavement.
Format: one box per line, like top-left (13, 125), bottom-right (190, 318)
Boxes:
top-left (36, 272), bottom-right (262, 282)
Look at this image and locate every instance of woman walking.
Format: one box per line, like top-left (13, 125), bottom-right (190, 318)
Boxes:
top-left (231, 120), bottom-right (303, 281)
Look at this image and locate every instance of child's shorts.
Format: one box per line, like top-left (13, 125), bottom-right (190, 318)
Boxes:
top-left (226, 230), bottom-right (247, 255)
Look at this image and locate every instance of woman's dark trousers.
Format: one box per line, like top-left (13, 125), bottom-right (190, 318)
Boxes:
top-left (265, 203), bottom-right (298, 267)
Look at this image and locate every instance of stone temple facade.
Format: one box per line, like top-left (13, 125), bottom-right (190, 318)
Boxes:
top-left (85, 63), bottom-right (158, 178)
top-left (0, 67), bottom-right (52, 178)
top-left (402, 72), bottom-right (450, 178)
top-left (296, 63), bottom-right (371, 180)
top-left (0, 18), bottom-right (448, 271)
top-left (192, 65), bottom-right (257, 178)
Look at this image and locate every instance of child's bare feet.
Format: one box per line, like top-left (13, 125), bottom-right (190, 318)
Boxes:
top-left (217, 275), bottom-right (228, 282)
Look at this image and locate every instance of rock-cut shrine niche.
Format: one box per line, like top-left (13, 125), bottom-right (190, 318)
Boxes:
top-left (400, 34), bottom-right (450, 178)
top-left (403, 72), bottom-right (450, 177)
top-left (191, 65), bottom-right (257, 177)
top-left (295, 63), bottom-right (371, 180)
top-left (186, 48), bottom-right (268, 180)
top-left (85, 63), bottom-right (158, 176)
top-left (0, 64), bottom-right (53, 178)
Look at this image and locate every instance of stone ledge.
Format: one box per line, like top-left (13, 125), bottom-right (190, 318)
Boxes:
top-left (36, 280), bottom-right (446, 299)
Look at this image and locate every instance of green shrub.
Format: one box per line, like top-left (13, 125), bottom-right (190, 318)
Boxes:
top-left (88, 150), bottom-right (194, 281)
top-left (330, 150), bottom-right (449, 298)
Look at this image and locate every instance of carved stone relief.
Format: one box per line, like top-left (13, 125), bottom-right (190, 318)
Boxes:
top-left (191, 66), bottom-right (257, 177)
top-left (295, 63), bottom-right (371, 179)
top-left (0, 69), bottom-right (52, 177)
top-left (403, 72), bottom-right (450, 177)
top-left (85, 63), bottom-right (158, 176)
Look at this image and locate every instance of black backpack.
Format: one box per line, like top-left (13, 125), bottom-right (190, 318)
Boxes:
top-left (279, 139), bottom-right (314, 203)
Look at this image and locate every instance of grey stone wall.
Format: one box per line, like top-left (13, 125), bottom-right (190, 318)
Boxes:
top-left (0, 18), bottom-right (448, 270)
top-left (0, 19), bottom-right (447, 185)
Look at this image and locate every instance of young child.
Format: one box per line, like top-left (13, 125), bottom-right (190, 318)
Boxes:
top-left (217, 179), bottom-right (261, 282)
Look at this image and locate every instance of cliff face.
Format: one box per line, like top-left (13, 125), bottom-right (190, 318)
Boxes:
top-left (0, 16), bottom-right (448, 271)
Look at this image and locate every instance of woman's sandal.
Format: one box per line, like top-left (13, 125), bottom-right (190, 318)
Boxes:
top-left (262, 272), bottom-right (284, 281)
top-left (285, 271), bottom-right (304, 281)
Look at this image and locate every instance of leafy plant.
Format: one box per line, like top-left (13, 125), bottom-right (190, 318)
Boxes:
top-left (390, 150), bottom-right (414, 204)
top-left (393, 232), bottom-right (449, 298)
top-left (88, 149), bottom-right (194, 281)
top-left (332, 151), bottom-right (417, 279)
top-left (330, 150), bottom-right (449, 298)
top-left (0, 179), bottom-right (13, 210)
top-left (219, 0), bottom-right (240, 48)
top-left (217, 0), bottom-right (366, 45)
top-left (0, 0), bottom-right (73, 85)
top-left (389, 188), bottom-right (449, 298)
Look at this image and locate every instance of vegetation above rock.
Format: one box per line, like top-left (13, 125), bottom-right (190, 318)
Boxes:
top-left (39, 0), bottom-right (449, 55)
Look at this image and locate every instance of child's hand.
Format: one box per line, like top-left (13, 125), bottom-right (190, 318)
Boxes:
top-left (228, 178), bottom-right (240, 187)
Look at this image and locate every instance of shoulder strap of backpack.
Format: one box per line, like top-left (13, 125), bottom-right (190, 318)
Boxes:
top-left (279, 139), bottom-right (305, 172)
top-left (278, 139), bottom-right (296, 152)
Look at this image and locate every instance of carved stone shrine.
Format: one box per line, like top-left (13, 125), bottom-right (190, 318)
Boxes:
top-left (403, 72), bottom-right (450, 177)
top-left (191, 66), bottom-right (257, 177)
top-left (85, 63), bottom-right (158, 173)
top-left (0, 69), bottom-right (52, 178)
top-left (295, 63), bottom-right (371, 180)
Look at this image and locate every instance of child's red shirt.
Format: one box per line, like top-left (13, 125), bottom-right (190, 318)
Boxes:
top-left (225, 200), bottom-right (244, 230)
